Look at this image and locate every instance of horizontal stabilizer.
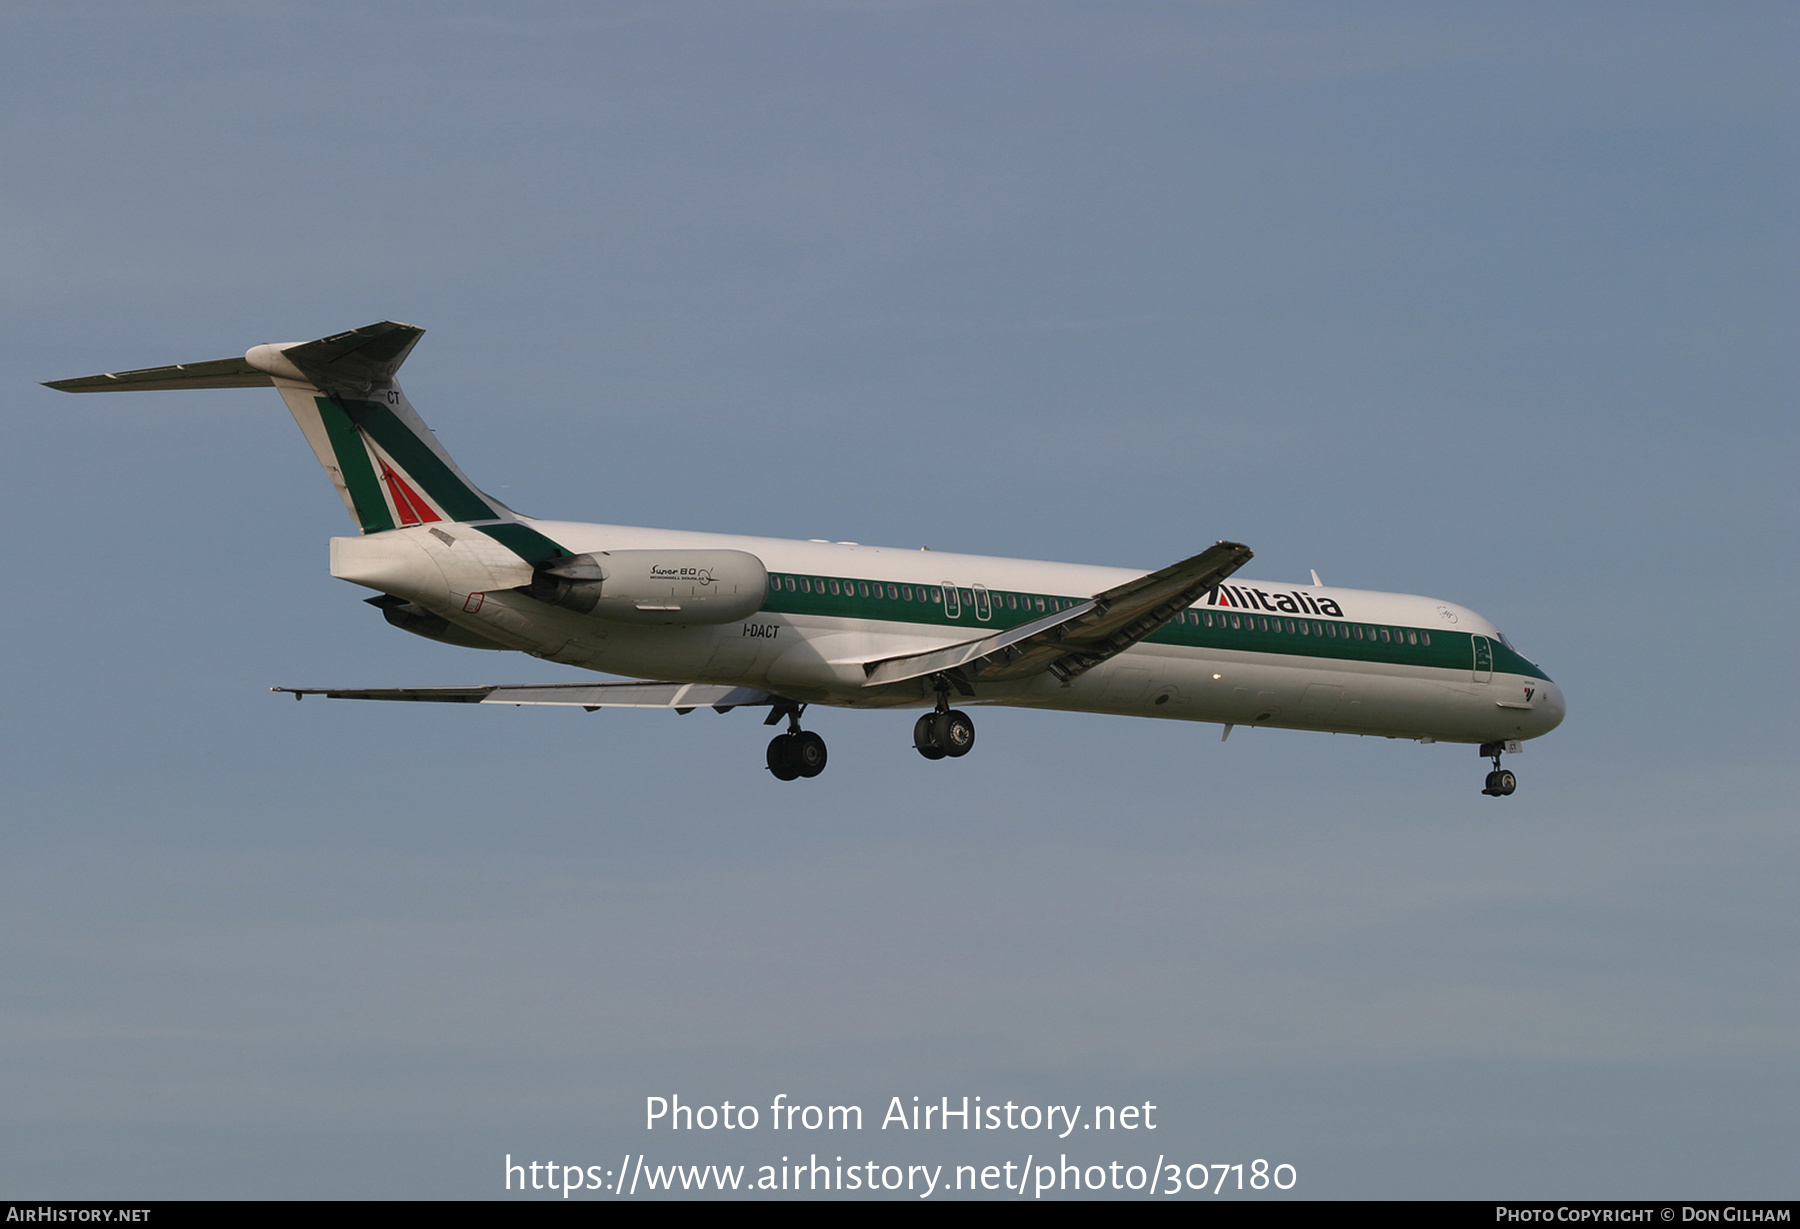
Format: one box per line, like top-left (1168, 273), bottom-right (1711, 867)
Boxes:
top-left (44, 320), bottom-right (424, 395)
top-left (275, 321), bottom-right (423, 393)
top-left (44, 356), bottom-right (274, 393)
top-left (273, 681), bottom-right (773, 712)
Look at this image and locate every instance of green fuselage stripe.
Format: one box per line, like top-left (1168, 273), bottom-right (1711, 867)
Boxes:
top-left (760, 574), bottom-right (1552, 681)
top-left (316, 398), bottom-right (394, 533)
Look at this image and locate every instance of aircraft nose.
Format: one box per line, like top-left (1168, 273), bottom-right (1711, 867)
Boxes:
top-left (1533, 679), bottom-right (1567, 736)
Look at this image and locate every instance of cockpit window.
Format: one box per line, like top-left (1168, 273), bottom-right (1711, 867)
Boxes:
top-left (1495, 631), bottom-right (1516, 651)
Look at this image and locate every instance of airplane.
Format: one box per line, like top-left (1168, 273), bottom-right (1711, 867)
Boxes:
top-left (47, 320), bottom-right (1564, 794)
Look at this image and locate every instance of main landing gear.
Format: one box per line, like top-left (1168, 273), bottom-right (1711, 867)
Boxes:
top-left (766, 701), bottom-right (827, 782)
top-left (1480, 740), bottom-right (1518, 797)
top-left (914, 678), bottom-right (975, 761)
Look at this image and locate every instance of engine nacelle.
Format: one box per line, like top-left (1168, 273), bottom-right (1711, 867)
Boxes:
top-left (527, 549), bottom-right (768, 625)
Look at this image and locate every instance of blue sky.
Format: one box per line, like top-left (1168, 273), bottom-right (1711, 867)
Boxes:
top-left (2, 1), bottom-right (1793, 1198)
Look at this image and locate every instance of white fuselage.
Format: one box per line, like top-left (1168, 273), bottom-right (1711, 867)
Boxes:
top-left (334, 518), bottom-right (1566, 747)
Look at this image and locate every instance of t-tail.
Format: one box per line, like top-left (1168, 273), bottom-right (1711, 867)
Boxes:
top-left (43, 321), bottom-right (557, 557)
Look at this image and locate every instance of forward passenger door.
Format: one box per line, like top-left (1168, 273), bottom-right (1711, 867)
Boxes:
top-left (1472, 635), bottom-right (1494, 683)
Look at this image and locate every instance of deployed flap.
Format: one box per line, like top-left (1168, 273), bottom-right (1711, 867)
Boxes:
top-left (44, 356), bottom-right (274, 393)
top-left (863, 540), bottom-right (1254, 688)
top-left (273, 681), bottom-right (772, 711)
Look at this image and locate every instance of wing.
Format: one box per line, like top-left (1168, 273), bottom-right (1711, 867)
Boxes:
top-left (274, 680), bottom-right (772, 714)
top-left (862, 540), bottom-right (1253, 689)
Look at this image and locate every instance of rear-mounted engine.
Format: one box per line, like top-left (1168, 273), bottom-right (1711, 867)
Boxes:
top-left (524, 549), bottom-right (768, 625)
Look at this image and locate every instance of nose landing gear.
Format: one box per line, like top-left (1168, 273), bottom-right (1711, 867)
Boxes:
top-left (1480, 740), bottom-right (1519, 796)
top-left (765, 701), bottom-right (827, 781)
top-left (914, 678), bottom-right (975, 761)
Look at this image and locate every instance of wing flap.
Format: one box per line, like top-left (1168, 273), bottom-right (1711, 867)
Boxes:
top-left (862, 540), bottom-right (1253, 688)
top-left (273, 681), bottom-right (772, 710)
top-left (861, 598), bottom-right (1100, 686)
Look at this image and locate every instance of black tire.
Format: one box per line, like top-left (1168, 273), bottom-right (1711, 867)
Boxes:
top-left (794, 731), bottom-right (828, 778)
top-left (913, 714), bottom-right (946, 759)
top-left (766, 733), bottom-right (801, 781)
top-left (1497, 770), bottom-right (1517, 796)
top-left (936, 710), bottom-right (975, 758)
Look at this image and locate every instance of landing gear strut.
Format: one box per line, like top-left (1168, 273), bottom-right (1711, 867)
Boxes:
top-left (765, 701), bottom-right (827, 781)
top-left (1480, 740), bottom-right (1518, 797)
top-left (914, 677), bottom-right (975, 761)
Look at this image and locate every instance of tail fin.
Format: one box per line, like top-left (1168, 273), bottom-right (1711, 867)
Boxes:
top-left (47, 321), bottom-right (516, 537)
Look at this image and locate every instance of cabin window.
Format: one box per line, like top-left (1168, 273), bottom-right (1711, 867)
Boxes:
top-left (825, 580), bottom-right (837, 596)
top-left (1380, 627), bottom-right (1390, 642)
top-left (799, 578), bottom-right (811, 594)
top-left (1204, 612), bottom-right (1214, 627)
top-left (901, 585), bottom-right (913, 601)
top-left (1352, 624), bottom-right (1362, 639)
top-left (1005, 593), bottom-right (1017, 610)
top-left (1407, 630), bottom-right (1418, 645)
top-left (855, 582), bottom-right (867, 597)
top-left (1420, 631), bottom-right (1431, 646)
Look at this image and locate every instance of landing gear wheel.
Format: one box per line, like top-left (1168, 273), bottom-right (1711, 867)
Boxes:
top-left (934, 710), bottom-right (975, 758)
top-left (766, 733), bottom-right (802, 781)
top-left (1480, 742), bottom-right (1520, 796)
top-left (793, 730), bottom-right (828, 778)
top-left (913, 714), bottom-right (947, 760)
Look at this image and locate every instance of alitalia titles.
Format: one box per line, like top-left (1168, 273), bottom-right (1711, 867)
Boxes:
top-left (1208, 585), bottom-right (1345, 618)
